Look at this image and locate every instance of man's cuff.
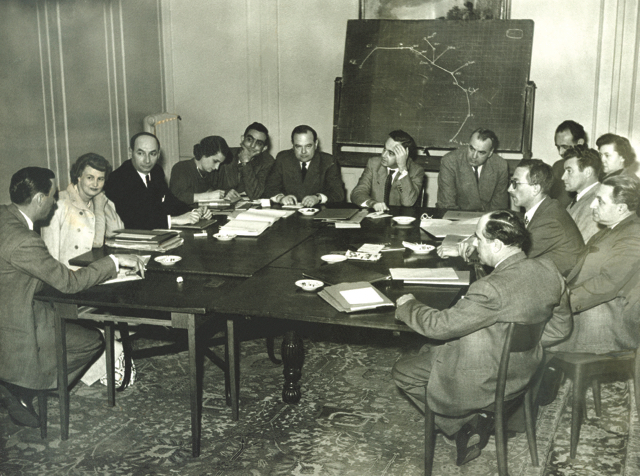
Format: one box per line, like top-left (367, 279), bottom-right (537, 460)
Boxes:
top-left (167, 215), bottom-right (172, 229)
top-left (317, 193), bottom-right (328, 204)
top-left (108, 254), bottom-right (119, 273)
top-left (361, 199), bottom-right (371, 208)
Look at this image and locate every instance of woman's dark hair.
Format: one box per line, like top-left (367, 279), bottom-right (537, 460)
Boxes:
top-left (596, 133), bottom-right (637, 168)
top-left (70, 153), bottom-right (113, 184)
top-left (193, 136), bottom-right (230, 163)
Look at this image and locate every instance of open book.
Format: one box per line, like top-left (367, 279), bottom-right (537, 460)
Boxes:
top-left (318, 282), bottom-right (395, 313)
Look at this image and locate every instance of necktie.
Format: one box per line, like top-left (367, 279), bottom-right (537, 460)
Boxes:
top-left (524, 215), bottom-right (529, 227)
top-left (473, 166), bottom-right (480, 183)
top-left (384, 170), bottom-right (393, 205)
top-left (569, 198), bottom-right (577, 208)
top-left (145, 174), bottom-right (150, 187)
top-left (301, 162), bottom-right (308, 182)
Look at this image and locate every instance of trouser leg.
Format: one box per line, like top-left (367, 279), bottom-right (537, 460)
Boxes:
top-left (64, 322), bottom-right (104, 386)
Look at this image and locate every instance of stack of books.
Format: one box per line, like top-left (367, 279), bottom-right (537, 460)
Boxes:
top-left (389, 267), bottom-right (470, 285)
top-left (318, 281), bottom-right (395, 313)
top-left (106, 230), bottom-right (183, 251)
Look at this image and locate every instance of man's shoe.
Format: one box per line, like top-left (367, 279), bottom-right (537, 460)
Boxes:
top-left (456, 417), bottom-right (482, 466)
top-left (0, 383), bottom-right (40, 428)
top-left (537, 366), bottom-right (564, 407)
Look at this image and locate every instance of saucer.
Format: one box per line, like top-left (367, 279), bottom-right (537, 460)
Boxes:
top-left (295, 279), bottom-right (323, 291)
top-left (392, 216), bottom-right (416, 225)
top-left (321, 254), bottom-right (347, 264)
top-left (298, 208), bottom-right (319, 216)
top-left (154, 255), bottom-right (182, 266)
top-left (412, 245), bottom-right (436, 254)
top-left (213, 233), bottom-right (236, 241)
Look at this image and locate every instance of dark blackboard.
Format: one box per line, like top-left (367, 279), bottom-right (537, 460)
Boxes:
top-left (336, 20), bottom-right (534, 152)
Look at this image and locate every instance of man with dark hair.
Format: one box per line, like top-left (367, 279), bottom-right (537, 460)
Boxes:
top-left (41, 153), bottom-right (124, 267)
top-left (550, 120), bottom-right (588, 207)
top-left (549, 174), bottom-right (640, 354)
top-left (350, 130), bottom-right (424, 210)
top-left (105, 132), bottom-right (210, 229)
top-left (562, 145), bottom-right (603, 241)
top-left (264, 124), bottom-right (344, 206)
top-left (393, 209), bottom-right (571, 466)
top-left (219, 122), bottom-right (275, 200)
top-left (0, 167), bottom-right (144, 427)
top-left (437, 128), bottom-right (509, 211)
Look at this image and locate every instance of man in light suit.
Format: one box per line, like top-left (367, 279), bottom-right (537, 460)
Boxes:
top-left (264, 125), bottom-right (344, 206)
top-left (393, 209), bottom-right (571, 466)
top-left (549, 174), bottom-right (640, 354)
top-left (350, 130), bottom-right (424, 210)
top-left (561, 145), bottom-right (603, 242)
top-left (550, 120), bottom-right (587, 208)
top-left (508, 159), bottom-right (584, 276)
top-left (437, 128), bottom-right (509, 211)
top-left (105, 132), bottom-right (209, 230)
top-left (0, 167), bottom-right (144, 427)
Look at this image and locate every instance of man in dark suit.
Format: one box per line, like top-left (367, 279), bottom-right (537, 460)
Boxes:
top-left (393, 210), bottom-right (571, 466)
top-left (549, 174), bottom-right (640, 354)
top-left (437, 128), bottom-right (509, 211)
top-left (105, 132), bottom-right (209, 230)
top-left (350, 130), bottom-right (424, 210)
top-left (264, 125), bottom-right (344, 206)
top-left (508, 159), bottom-right (584, 276)
top-left (561, 145), bottom-right (603, 242)
top-left (549, 120), bottom-right (587, 208)
top-left (0, 167), bottom-right (144, 427)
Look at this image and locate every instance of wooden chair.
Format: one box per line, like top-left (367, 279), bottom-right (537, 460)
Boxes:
top-left (424, 321), bottom-right (545, 475)
top-left (547, 349), bottom-right (640, 458)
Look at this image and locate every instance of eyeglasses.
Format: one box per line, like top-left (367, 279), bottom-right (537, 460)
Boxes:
top-left (508, 179), bottom-right (533, 189)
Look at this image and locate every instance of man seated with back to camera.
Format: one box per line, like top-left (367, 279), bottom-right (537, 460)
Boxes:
top-left (0, 167), bottom-right (144, 428)
top-left (264, 125), bottom-right (345, 207)
top-left (105, 132), bottom-right (211, 230)
top-left (350, 130), bottom-right (424, 211)
top-left (393, 209), bottom-right (571, 466)
top-left (218, 122), bottom-right (275, 201)
top-left (437, 128), bottom-right (509, 212)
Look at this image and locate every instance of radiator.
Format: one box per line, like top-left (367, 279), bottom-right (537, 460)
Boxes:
top-left (144, 113), bottom-right (181, 184)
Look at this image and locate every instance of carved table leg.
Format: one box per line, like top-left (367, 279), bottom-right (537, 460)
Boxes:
top-left (281, 331), bottom-right (304, 403)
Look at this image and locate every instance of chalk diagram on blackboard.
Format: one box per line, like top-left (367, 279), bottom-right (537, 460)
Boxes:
top-left (336, 20), bottom-right (534, 152)
top-left (356, 32), bottom-right (478, 144)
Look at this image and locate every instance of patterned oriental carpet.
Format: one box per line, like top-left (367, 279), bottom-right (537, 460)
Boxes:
top-left (1, 322), bottom-right (639, 476)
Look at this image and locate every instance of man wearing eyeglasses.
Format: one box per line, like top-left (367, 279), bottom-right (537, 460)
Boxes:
top-left (219, 122), bottom-right (275, 200)
top-left (436, 128), bottom-right (509, 211)
top-left (264, 125), bottom-right (345, 207)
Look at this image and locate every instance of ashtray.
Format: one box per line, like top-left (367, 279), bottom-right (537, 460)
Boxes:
top-left (412, 244), bottom-right (436, 254)
top-left (321, 254), bottom-right (347, 264)
top-left (298, 208), bottom-right (319, 216)
top-left (154, 255), bottom-right (182, 266)
top-left (392, 216), bottom-right (416, 225)
top-left (213, 233), bottom-right (236, 241)
top-left (295, 279), bottom-right (324, 292)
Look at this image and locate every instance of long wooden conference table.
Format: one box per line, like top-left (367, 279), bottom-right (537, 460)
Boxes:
top-left (35, 205), bottom-right (475, 457)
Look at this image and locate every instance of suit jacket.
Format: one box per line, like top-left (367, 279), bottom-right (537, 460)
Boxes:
top-left (169, 158), bottom-right (221, 204)
top-left (567, 183), bottom-right (603, 243)
top-left (437, 147), bottom-right (509, 211)
top-left (218, 148), bottom-right (275, 199)
top-left (527, 197), bottom-right (584, 276)
top-left (550, 214), bottom-right (640, 353)
top-left (350, 157), bottom-right (424, 207)
top-left (396, 252), bottom-right (571, 420)
top-left (105, 159), bottom-right (191, 230)
top-left (0, 204), bottom-right (116, 389)
top-left (264, 150), bottom-right (345, 202)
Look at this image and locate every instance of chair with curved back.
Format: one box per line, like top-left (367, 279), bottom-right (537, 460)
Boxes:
top-left (424, 321), bottom-right (545, 475)
top-left (547, 348), bottom-right (640, 458)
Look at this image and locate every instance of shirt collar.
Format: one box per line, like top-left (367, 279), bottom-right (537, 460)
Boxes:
top-left (525, 196), bottom-right (546, 224)
top-left (18, 209), bottom-right (34, 230)
top-left (137, 170), bottom-right (149, 185)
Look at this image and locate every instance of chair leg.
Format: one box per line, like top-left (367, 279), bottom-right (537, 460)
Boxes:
top-left (424, 395), bottom-right (436, 476)
top-left (495, 404), bottom-right (508, 475)
top-left (634, 351), bottom-right (640, 419)
top-left (38, 391), bottom-right (47, 439)
top-left (569, 366), bottom-right (585, 459)
top-left (266, 337), bottom-right (282, 364)
top-left (591, 378), bottom-right (602, 417)
top-left (523, 390), bottom-right (539, 466)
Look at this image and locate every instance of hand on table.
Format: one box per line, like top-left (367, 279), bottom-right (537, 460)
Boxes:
top-left (113, 254), bottom-right (146, 278)
top-left (301, 195), bottom-right (320, 207)
top-left (372, 201), bottom-right (389, 213)
top-left (281, 195), bottom-right (298, 206)
top-left (396, 293), bottom-right (415, 308)
top-left (198, 206), bottom-right (212, 220)
top-left (225, 189), bottom-right (241, 201)
top-left (173, 209), bottom-right (200, 225)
